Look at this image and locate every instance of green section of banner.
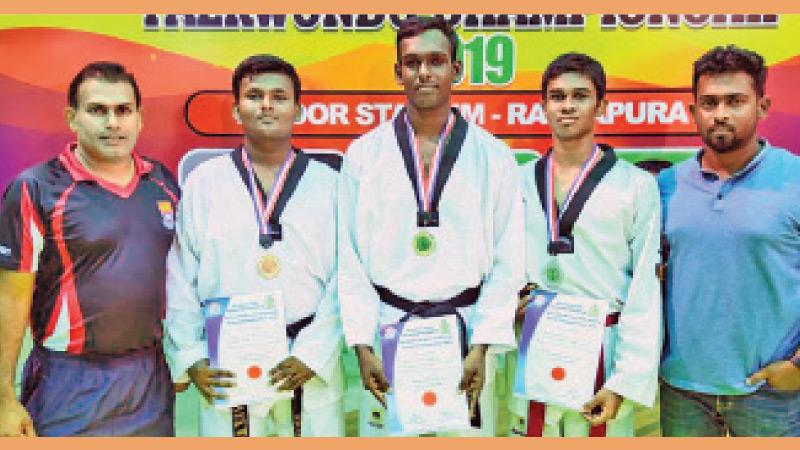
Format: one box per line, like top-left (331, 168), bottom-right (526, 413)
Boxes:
top-left (513, 149), bottom-right (694, 166)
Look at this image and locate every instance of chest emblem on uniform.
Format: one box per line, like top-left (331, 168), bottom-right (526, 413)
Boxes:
top-left (157, 201), bottom-right (175, 230)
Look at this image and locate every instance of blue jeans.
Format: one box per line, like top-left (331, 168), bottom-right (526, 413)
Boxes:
top-left (660, 380), bottom-right (800, 436)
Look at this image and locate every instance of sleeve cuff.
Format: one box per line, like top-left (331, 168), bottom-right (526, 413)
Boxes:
top-left (470, 324), bottom-right (517, 352)
top-left (292, 345), bottom-right (337, 386)
top-left (603, 372), bottom-right (657, 408)
top-left (165, 344), bottom-right (207, 383)
top-left (0, 259), bottom-right (31, 273)
top-left (289, 345), bottom-right (341, 384)
top-left (342, 324), bottom-right (377, 349)
top-left (174, 373), bottom-right (190, 384)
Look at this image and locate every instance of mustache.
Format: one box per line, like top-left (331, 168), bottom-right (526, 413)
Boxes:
top-left (708, 124), bottom-right (735, 133)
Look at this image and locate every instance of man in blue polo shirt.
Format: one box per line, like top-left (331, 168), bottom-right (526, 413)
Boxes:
top-left (0, 62), bottom-right (179, 436)
top-left (658, 45), bottom-right (800, 436)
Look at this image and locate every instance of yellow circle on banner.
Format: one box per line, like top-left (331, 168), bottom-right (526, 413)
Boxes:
top-left (257, 253), bottom-right (280, 280)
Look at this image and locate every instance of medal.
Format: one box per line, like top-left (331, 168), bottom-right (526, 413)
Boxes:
top-left (257, 253), bottom-right (281, 280)
top-left (413, 230), bottom-right (436, 256)
top-left (543, 145), bottom-right (602, 256)
top-left (404, 112), bottom-right (455, 218)
top-left (544, 259), bottom-right (562, 286)
top-left (395, 109), bottom-right (467, 257)
top-left (533, 145), bottom-right (617, 288)
top-left (238, 147), bottom-right (307, 249)
top-left (405, 111), bottom-right (454, 257)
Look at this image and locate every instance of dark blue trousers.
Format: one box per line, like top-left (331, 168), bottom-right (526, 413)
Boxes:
top-left (21, 345), bottom-right (174, 436)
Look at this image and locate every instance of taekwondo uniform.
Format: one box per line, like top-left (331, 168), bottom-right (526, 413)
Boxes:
top-left (338, 108), bottom-right (524, 436)
top-left (510, 146), bottom-right (662, 437)
top-left (164, 148), bottom-right (344, 436)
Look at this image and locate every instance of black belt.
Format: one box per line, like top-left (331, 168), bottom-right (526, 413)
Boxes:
top-left (374, 284), bottom-right (480, 357)
top-left (232, 313), bottom-right (315, 437)
top-left (286, 314), bottom-right (314, 340)
top-left (373, 284), bottom-right (482, 427)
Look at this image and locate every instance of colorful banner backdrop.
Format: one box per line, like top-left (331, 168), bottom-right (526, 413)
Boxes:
top-left (2, 14), bottom-right (799, 190)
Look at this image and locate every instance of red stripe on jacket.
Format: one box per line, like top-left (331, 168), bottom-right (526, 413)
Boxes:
top-left (18, 182), bottom-right (45, 272)
top-left (44, 184), bottom-right (85, 354)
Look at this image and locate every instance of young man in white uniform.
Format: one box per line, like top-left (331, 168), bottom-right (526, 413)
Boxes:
top-left (338, 16), bottom-right (524, 436)
top-left (513, 53), bottom-right (662, 437)
top-left (164, 55), bottom-right (343, 436)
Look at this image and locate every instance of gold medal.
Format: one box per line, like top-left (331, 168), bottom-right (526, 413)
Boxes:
top-left (413, 230), bottom-right (436, 256)
top-left (257, 253), bottom-right (280, 280)
top-left (544, 259), bottom-right (562, 286)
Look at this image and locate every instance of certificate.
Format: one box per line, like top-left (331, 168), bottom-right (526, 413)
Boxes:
top-left (204, 292), bottom-right (293, 409)
top-left (513, 290), bottom-right (609, 411)
top-left (380, 315), bottom-right (470, 435)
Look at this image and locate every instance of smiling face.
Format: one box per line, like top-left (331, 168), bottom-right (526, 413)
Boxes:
top-left (66, 78), bottom-right (142, 163)
top-left (395, 28), bottom-right (461, 113)
top-left (233, 72), bottom-right (300, 143)
top-left (692, 71), bottom-right (769, 154)
top-left (543, 72), bottom-right (606, 143)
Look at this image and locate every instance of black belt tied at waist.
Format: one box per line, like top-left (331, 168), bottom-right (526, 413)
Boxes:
top-left (374, 284), bottom-right (480, 357)
top-left (373, 284), bottom-right (482, 427)
top-left (231, 313), bottom-right (315, 437)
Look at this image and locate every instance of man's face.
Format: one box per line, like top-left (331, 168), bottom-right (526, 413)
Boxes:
top-left (395, 29), bottom-right (461, 112)
top-left (691, 71), bottom-right (769, 154)
top-left (543, 72), bottom-right (605, 143)
top-left (233, 72), bottom-right (299, 141)
top-left (66, 79), bottom-right (142, 162)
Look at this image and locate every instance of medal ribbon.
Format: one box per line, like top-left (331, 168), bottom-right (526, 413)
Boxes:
top-left (241, 147), bottom-right (296, 240)
top-left (404, 112), bottom-right (456, 212)
top-left (544, 145), bottom-right (603, 246)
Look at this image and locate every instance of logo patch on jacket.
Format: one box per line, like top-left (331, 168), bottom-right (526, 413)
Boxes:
top-left (157, 201), bottom-right (175, 230)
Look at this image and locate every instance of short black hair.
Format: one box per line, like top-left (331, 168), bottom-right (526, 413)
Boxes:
top-left (396, 16), bottom-right (459, 63)
top-left (68, 61), bottom-right (141, 108)
top-left (542, 52), bottom-right (606, 102)
top-left (692, 45), bottom-right (767, 97)
top-left (232, 54), bottom-right (301, 104)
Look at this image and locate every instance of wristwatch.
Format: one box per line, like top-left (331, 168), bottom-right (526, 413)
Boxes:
top-left (790, 354), bottom-right (800, 369)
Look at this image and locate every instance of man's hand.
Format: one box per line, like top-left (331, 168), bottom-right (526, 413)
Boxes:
top-left (269, 356), bottom-right (315, 391)
top-left (355, 345), bottom-right (389, 407)
top-left (0, 397), bottom-right (37, 437)
top-left (187, 358), bottom-right (236, 405)
top-left (581, 388), bottom-right (622, 426)
top-left (747, 361), bottom-right (800, 391)
top-left (458, 344), bottom-right (487, 419)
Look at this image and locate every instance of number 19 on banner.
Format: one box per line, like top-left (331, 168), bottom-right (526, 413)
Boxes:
top-left (457, 33), bottom-right (516, 86)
